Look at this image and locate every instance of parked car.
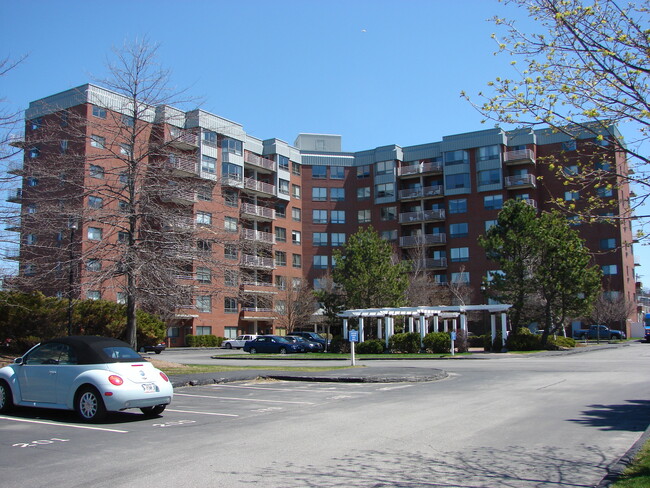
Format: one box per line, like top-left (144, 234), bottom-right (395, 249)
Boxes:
top-left (140, 342), bottom-right (166, 354)
top-left (644, 327), bottom-right (650, 343)
top-left (286, 335), bottom-right (324, 352)
top-left (0, 336), bottom-right (173, 422)
top-left (573, 325), bottom-right (626, 341)
top-left (288, 331), bottom-right (329, 347)
top-left (243, 336), bottom-right (302, 354)
top-left (222, 335), bottom-right (258, 349)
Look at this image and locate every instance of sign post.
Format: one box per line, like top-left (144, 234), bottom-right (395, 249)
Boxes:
top-left (450, 331), bottom-right (456, 356)
top-left (348, 329), bottom-right (359, 366)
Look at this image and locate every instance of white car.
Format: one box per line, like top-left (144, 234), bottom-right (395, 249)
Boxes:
top-left (0, 336), bottom-right (173, 422)
top-left (222, 334), bottom-right (258, 349)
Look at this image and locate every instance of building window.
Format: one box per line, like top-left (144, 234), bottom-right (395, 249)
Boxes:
top-left (197, 211), bottom-right (212, 226)
top-left (222, 138), bottom-right (243, 155)
top-left (275, 227), bottom-right (287, 242)
top-left (330, 166), bottom-right (345, 179)
top-left (450, 272), bottom-right (470, 284)
top-left (122, 114), bottom-right (135, 127)
top-left (224, 327), bottom-right (237, 339)
top-left (313, 209), bottom-right (327, 224)
top-left (27, 177), bottom-right (39, 187)
top-left (30, 117), bottom-right (42, 130)
top-left (60, 140), bottom-right (68, 154)
top-left (380, 206), bottom-right (396, 221)
top-left (478, 169), bottom-right (501, 186)
top-left (449, 198), bottom-right (467, 214)
top-left (224, 244), bottom-right (237, 260)
top-left (196, 267), bottom-right (212, 284)
top-left (202, 155), bottom-right (217, 175)
top-left (597, 187), bottom-right (614, 198)
top-left (87, 259), bottom-right (102, 272)
top-left (90, 135), bottom-right (105, 149)
top-left (87, 290), bottom-right (101, 300)
top-left (196, 296), bottom-right (212, 313)
top-left (277, 155), bottom-right (289, 171)
top-left (88, 196), bottom-right (103, 209)
top-left (484, 195), bottom-right (504, 210)
top-left (292, 253), bottom-right (302, 268)
top-left (291, 207), bottom-right (301, 222)
top-left (89, 165), bottom-right (104, 179)
top-left (357, 165), bottom-right (370, 178)
top-left (275, 251), bottom-right (287, 267)
top-left (446, 173), bottom-right (470, 190)
top-left (450, 247), bottom-right (469, 262)
top-left (203, 130), bottom-right (217, 146)
top-left (564, 191), bottom-right (580, 201)
top-left (28, 147), bottom-right (40, 159)
top-left (313, 188), bottom-right (327, 201)
top-left (381, 230), bottom-right (398, 241)
top-left (292, 184), bottom-right (301, 199)
top-left (330, 188), bottom-right (345, 201)
top-left (196, 326), bottom-right (212, 336)
top-left (120, 144), bottom-right (133, 157)
top-left (331, 233), bottom-right (345, 247)
top-left (60, 111), bottom-right (68, 127)
top-left (449, 223), bottom-right (469, 238)
top-left (292, 162), bottom-right (301, 175)
top-left (358, 209), bottom-right (371, 223)
top-left (375, 161), bottom-right (395, 176)
top-left (92, 106), bottom-right (106, 119)
top-left (292, 230), bottom-right (301, 245)
top-left (314, 255), bottom-right (328, 269)
top-left (375, 183), bottom-right (395, 198)
top-left (331, 210), bottom-right (345, 224)
top-left (117, 292), bottom-right (126, 305)
top-left (313, 232), bottom-right (328, 246)
top-left (27, 204), bottom-right (37, 214)
top-left (221, 189), bottom-right (236, 206)
top-left (602, 264), bottom-right (618, 275)
top-left (118, 231), bottom-right (129, 243)
top-left (357, 187), bottom-right (370, 201)
top-left (222, 162), bottom-right (242, 181)
top-left (276, 202), bottom-right (286, 218)
top-left (564, 165), bottom-right (579, 176)
top-left (444, 150), bottom-right (469, 165)
top-left (26, 234), bottom-right (37, 245)
top-left (88, 227), bottom-right (103, 241)
top-left (485, 220), bottom-right (498, 231)
top-left (275, 275), bottom-right (286, 290)
top-left (478, 145), bottom-right (500, 161)
top-left (119, 172), bottom-right (129, 186)
top-left (562, 140), bottom-right (577, 151)
top-left (279, 179), bottom-right (290, 195)
top-left (224, 297), bottom-right (238, 313)
top-left (600, 238), bottom-right (616, 250)
top-left (224, 216), bottom-right (238, 232)
top-left (312, 166), bottom-right (327, 178)
top-left (224, 270), bottom-right (237, 287)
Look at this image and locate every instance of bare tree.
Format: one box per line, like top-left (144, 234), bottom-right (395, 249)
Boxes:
top-left (588, 290), bottom-right (636, 330)
top-left (274, 279), bottom-right (317, 334)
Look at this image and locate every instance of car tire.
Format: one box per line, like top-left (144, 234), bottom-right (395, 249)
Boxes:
top-left (580, 334), bottom-right (587, 340)
top-left (140, 405), bottom-right (166, 417)
top-left (155, 350), bottom-right (162, 354)
top-left (0, 380), bottom-right (13, 413)
top-left (279, 347), bottom-right (287, 355)
top-left (75, 386), bottom-right (107, 422)
top-left (249, 348), bottom-right (257, 354)
top-left (225, 343), bottom-right (232, 349)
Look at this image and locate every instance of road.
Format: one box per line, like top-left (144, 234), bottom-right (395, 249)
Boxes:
top-left (1, 343), bottom-right (649, 487)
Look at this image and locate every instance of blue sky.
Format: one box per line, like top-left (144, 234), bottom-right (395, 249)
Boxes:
top-left (1, 0), bottom-right (647, 286)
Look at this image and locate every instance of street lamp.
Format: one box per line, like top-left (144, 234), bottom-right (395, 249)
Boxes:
top-left (67, 218), bottom-right (78, 336)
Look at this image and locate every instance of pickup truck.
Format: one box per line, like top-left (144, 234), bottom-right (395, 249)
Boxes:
top-left (573, 325), bottom-right (626, 341)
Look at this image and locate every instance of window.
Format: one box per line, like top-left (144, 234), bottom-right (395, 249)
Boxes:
top-left (595, 161), bottom-right (612, 172)
top-left (197, 211), bottom-right (212, 226)
top-left (331, 210), bottom-right (345, 224)
top-left (202, 155), bottom-right (216, 175)
top-left (291, 207), bottom-right (301, 222)
top-left (27, 204), bottom-right (37, 214)
top-left (196, 326), bottom-right (212, 336)
top-left (375, 183), bottom-right (395, 198)
top-left (118, 200), bottom-right (129, 213)
top-left (224, 244), bottom-right (237, 260)
top-left (449, 223), bottom-right (469, 238)
top-left (87, 259), bottom-right (102, 272)
top-left (312, 188), bottom-right (327, 201)
top-left (562, 140), bottom-right (577, 151)
top-left (450, 247), bottom-right (469, 262)
top-left (358, 209), bottom-right (371, 223)
top-left (27, 177), bottom-right (39, 187)
top-left (292, 230), bottom-right (301, 245)
top-left (87, 290), bottom-right (101, 300)
top-left (564, 165), bottom-right (579, 176)
top-left (196, 267), bottom-right (212, 284)
top-left (597, 187), bottom-right (614, 197)
top-left (375, 161), bottom-right (395, 175)
top-left (222, 161), bottom-right (242, 181)
top-left (277, 155), bottom-right (289, 171)
top-left (117, 292), bottom-right (126, 305)
top-left (292, 184), bottom-right (301, 199)
top-left (381, 230), bottom-right (397, 241)
top-left (60, 140), bottom-right (68, 154)
top-left (60, 111), bottom-right (68, 127)
top-left (220, 189), bottom-right (236, 206)
top-left (485, 220), bottom-right (498, 231)
top-left (292, 253), bottom-right (302, 268)
top-left (446, 173), bottom-right (470, 190)
top-left (444, 150), bottom-right (469, 165)
top-left (88, 196), bottom-right (103, 209)
top-left (312, 166), bottom-right (327, 178)
top-left (90, 135), bottom-right (105, 149)
top-left (203, 130), bottom-right (217, 146)
top-left (292, 162), bottom-right (301, 175)
top-left (29, 147), bottom-right (40, 159)
top-left (224, 270), bottom-right (237, 287)
top-left (275, 300), bottom-right (287, 314)
top-left (276, 202), bottom-right (286, 218)
top-left (275, 227), bottom-right (287, 242)
top-left (122, 114), bottom-right (134, 127)
top-left (313, 232), bottom-right (328, 246)
top-left (314, 255), bottom-right (328, 269)
top-left (119, 172), bottom-right (129, 185)
top-left (88, 227), bottom-right (103, 241)
top-left (92, 106), bottom-right (106, 119)
top-left (118, 231), bottom-right (129, 243)
top-left (120, 144), bottom-right (133, 157)
top-left (330, 166), bottom-right (345, 179)
top-left (330, 188), bottom-right (345, 201)
top-left (196, 296), bottom-right (212, 313)
top-left (331, 233), bottom-right (345, 247)
top-left (279, 179), bottom-right (289, 195)
top-left (26, 234), bottom-right (37, 245)
top-left (380, 207), bottom-right (396, 221)
top-left (600, 238), bottom-right (616, 250)
top-left (449, 198), bottom-right (467, 214)
top-left (224, 297), bottom-right (238, 313)
top-left (313, 209), bottom-right (327, 224)
top-left (484, 195), bottom-right (503, 210)
top-left (275, 275), bottom-right (286, 290)
top-left (478, 145), bottom-right (500, 161)
top-left (602, 264), bottom-right (618, 275)
top-left (357, 187), bottom-right (370, 201)
top-left (222, 138), bottom-right (242, 155)
top-left (478, 169), bottom-right (501, 186)
top-left (275, 251), bottom-right (287, 267)
top-left (89, 165), bottom-right (105, 179)
top-left (30, 117), bottom-right (42, 130)
top-left (224, 216), bottom-right (237, 232)
top-left (564, 191), bottom-right (579, 201)
top-left (450, 272), bottom-right (470, 284)
top-left (357, 165), bottom-right (371, 178)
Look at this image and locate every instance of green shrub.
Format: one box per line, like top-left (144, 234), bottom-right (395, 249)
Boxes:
top-left (389, 332), bottom-right (420, 353)
top-left (506, 332), bottom-right (542, 351)
top-left (356, 339), bottom-right (385, 354)
top-left (14, 336), bottom-right (41, 355)
top-left (423, 332), bottom-right (451, 353)
top-left (185, 334), bottom-right (221, 347)
top-left (546, 335), bottom-right (576, 349)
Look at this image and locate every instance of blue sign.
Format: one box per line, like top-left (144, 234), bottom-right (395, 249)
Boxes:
top-left (348, 330), bottom-right (359, 342)
top-left (451, 332), bottom-right (457, 341)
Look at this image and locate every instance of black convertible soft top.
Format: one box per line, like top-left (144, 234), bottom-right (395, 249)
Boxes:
top-left (39, 336), bottom-right (143, 365)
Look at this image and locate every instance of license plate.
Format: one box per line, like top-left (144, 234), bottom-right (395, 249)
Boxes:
top-left (142, 383), bottom-right (156, 393)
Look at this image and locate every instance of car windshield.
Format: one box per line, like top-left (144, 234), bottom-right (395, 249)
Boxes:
top-left (275, 337), bottom-right (292, 344)
top-left (102, 346), bottom-right (142, 361)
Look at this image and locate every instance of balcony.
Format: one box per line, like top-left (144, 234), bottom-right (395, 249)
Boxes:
top-left (163, 216), bottom-right (196, 231)
top-left (8, 133), bottom-right (25, 148)
top-left (160, 187), bottom-right (196, 205)
top-left (407, 258), bottom-right (448, 270)
top-left (504, 149), bottom-right (535, 165)
top-left (5, 249), bottom-right (20, 260)
top-left (240, 281), bottom-right (277, 294)
top-left (222, 174), bottom-right (244, 188)
top-left (398, 161), bottom-right (443, 176)
top-left (241, 228), bottom-right (275, 244)
top-left (505, 174), bottom-right (537, 189)
top-left (167, 127), bottom-right (199, 150)
top-left (240, 308), bottom-right (276, 321)
top-left (521, 198), bottom-right (538, 208)
top-left (167, 154), bottom-right (198, 177)
top-left (399, 233), bottom-right (446, 247)
top-left (241, 203), bottom-right (275, 221)
top-left (241, 254), bottom-right (275, 270)
top-left (399, 185), bottom-right (444, 200)
top-left (5, 215), bottom-right (21, 232)
top-left (7, 160), bottom-right (23, 175)
top-left (243, 177), bottom-right (276, 196)
top-left (244, 151), bottom-right (276, 173)
top-left (6, 188), bottom-right (22, 203)
top-left (398, 209), bottom-right (446, 224)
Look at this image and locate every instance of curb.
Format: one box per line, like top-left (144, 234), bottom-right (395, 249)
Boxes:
top-left (595, 422), bottom-right (650, 487)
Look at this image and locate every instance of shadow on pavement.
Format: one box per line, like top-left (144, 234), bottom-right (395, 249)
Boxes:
top-left (570, 399), bottom-right (650, 432)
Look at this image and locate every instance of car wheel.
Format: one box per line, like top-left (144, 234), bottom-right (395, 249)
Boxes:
top-left (75, 386), bottom-right (107, 422)
top-left (0, 380), bottom-right (13, 413)
top-left (140, 405), bottom-right (166, 417)
top-left (279, 347), bottom-right (287, 355)
top-left (225, 343), bottom-right (232, 349)
top-left (250, 348), bottom-right (257, 354)
top-left (139, 347), bottom-right (145, 353)
top-left (580, 334), bottom-right (587, 340)
top-left (154, 350), bottom-right (162, 354)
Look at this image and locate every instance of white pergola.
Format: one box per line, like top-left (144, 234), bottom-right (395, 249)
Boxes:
top-left (338, 304), bottom-right (512, 349)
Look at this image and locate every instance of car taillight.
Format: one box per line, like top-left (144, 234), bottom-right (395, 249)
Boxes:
top-left (108, 375), bottom-right (124, 386)
top-left (160, 372), bottom-right (169, 382)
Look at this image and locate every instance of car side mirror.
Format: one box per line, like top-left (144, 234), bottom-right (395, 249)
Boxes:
top-left (13, 357), bottom-right (23, 365)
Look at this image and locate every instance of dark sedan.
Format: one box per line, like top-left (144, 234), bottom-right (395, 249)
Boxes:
top-left (140, 342), bottom-right (166, 354)
top-left (243, 336), bottom-right (302, 354)
top-left (286, 335), bottom-right (324, 352)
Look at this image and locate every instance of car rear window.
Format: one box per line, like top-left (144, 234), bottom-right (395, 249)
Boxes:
top-left (102, 346), bottom-right (142, 361)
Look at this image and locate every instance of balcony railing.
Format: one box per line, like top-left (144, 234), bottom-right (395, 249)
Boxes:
top-left (399, 185), bottom-right (443, 200)
top-left (241, 228), bottom-right (275, 244)
top-left (241, 203), bottom-right (276, 221)
top-left (160, 187), bottom-right (196, 205)
top-left (398, 161), bottom-right (443, 176)
top-left (167, 127), bottom-right (199, 149)
top-left (399, 233), bottom-right (446, 247)
top-left (8, 133), bottom-right (25, 148)
top-left (505, 174), bottom-right (537, 189)
top-left (241, 254), bottom-right (275, 269)
top-left (167, 154), bottom-right (198, 176)
top-left (6, 188), bottom-right (22, 203)
top-left (243, 177), bottom-right (276, 195)
top-left (5, 215), bottom-right (21, 232)
top-left (240, 281), bottom-right (277, 294)
top-left (7, 160), bottom-right (23, 175)
top-left (163, 216), bottom-right (195, 231)
top-left (245, 151), bottom-right (276, 172)
top-left (398, 209), bottom-right (446, 223)
top-left (407, 258), bottom-right (448, 269)
top-left (5, 249), bottom-right (20, 260)
top-left (504, 149), bottom-right (535, 165)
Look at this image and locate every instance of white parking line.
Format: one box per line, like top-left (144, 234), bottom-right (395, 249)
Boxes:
top-left (165, 409), bottom-right (239, 417)
top-left (208, 384), bottom-right (373, 394)
top-left (0, 416), bottom-right (128, 433)
top-left (174, 393), bottom-right (315, 405)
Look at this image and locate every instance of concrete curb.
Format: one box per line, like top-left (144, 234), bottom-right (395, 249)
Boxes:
top-left (595, 422), bottom-right (650, 487)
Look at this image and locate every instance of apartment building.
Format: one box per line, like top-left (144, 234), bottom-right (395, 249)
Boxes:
top-left (7, 84), bottom-right (637, 345)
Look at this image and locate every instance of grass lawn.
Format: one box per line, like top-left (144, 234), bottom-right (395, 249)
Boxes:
top-left (612, 439), bottom-right (650, 487)
top-left (210, 352), bottom-right (471, 360)
top-left (148, 359), bottom-right (357, 376)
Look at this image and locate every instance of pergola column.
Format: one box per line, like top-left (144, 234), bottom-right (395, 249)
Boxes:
top-left (419, 313), bottom-right (425, 348)
top-left (460, 313), bottom-right (467, 332)
top-left (408, 316), bottom-right (414, 333)
top-left (443, 319), bottom-right (449, 333)
top-left (490, 313), bottom-right (497, 344)
top-left (385, 315), bottom-right (390, 349)
top-left (359, 317), bottom-right (365, 343)
top-left (501, 312), bottom-right (508, 347)
top-left (433, 314), bottom-right (439, 333)
top-left (378, 318), bottom-right (383, 339)
top-left (343, 318), bottom-right (349, 340)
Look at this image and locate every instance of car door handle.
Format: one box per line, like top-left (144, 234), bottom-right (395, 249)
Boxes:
top-left (48, 370), bottom-right (56, 375)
